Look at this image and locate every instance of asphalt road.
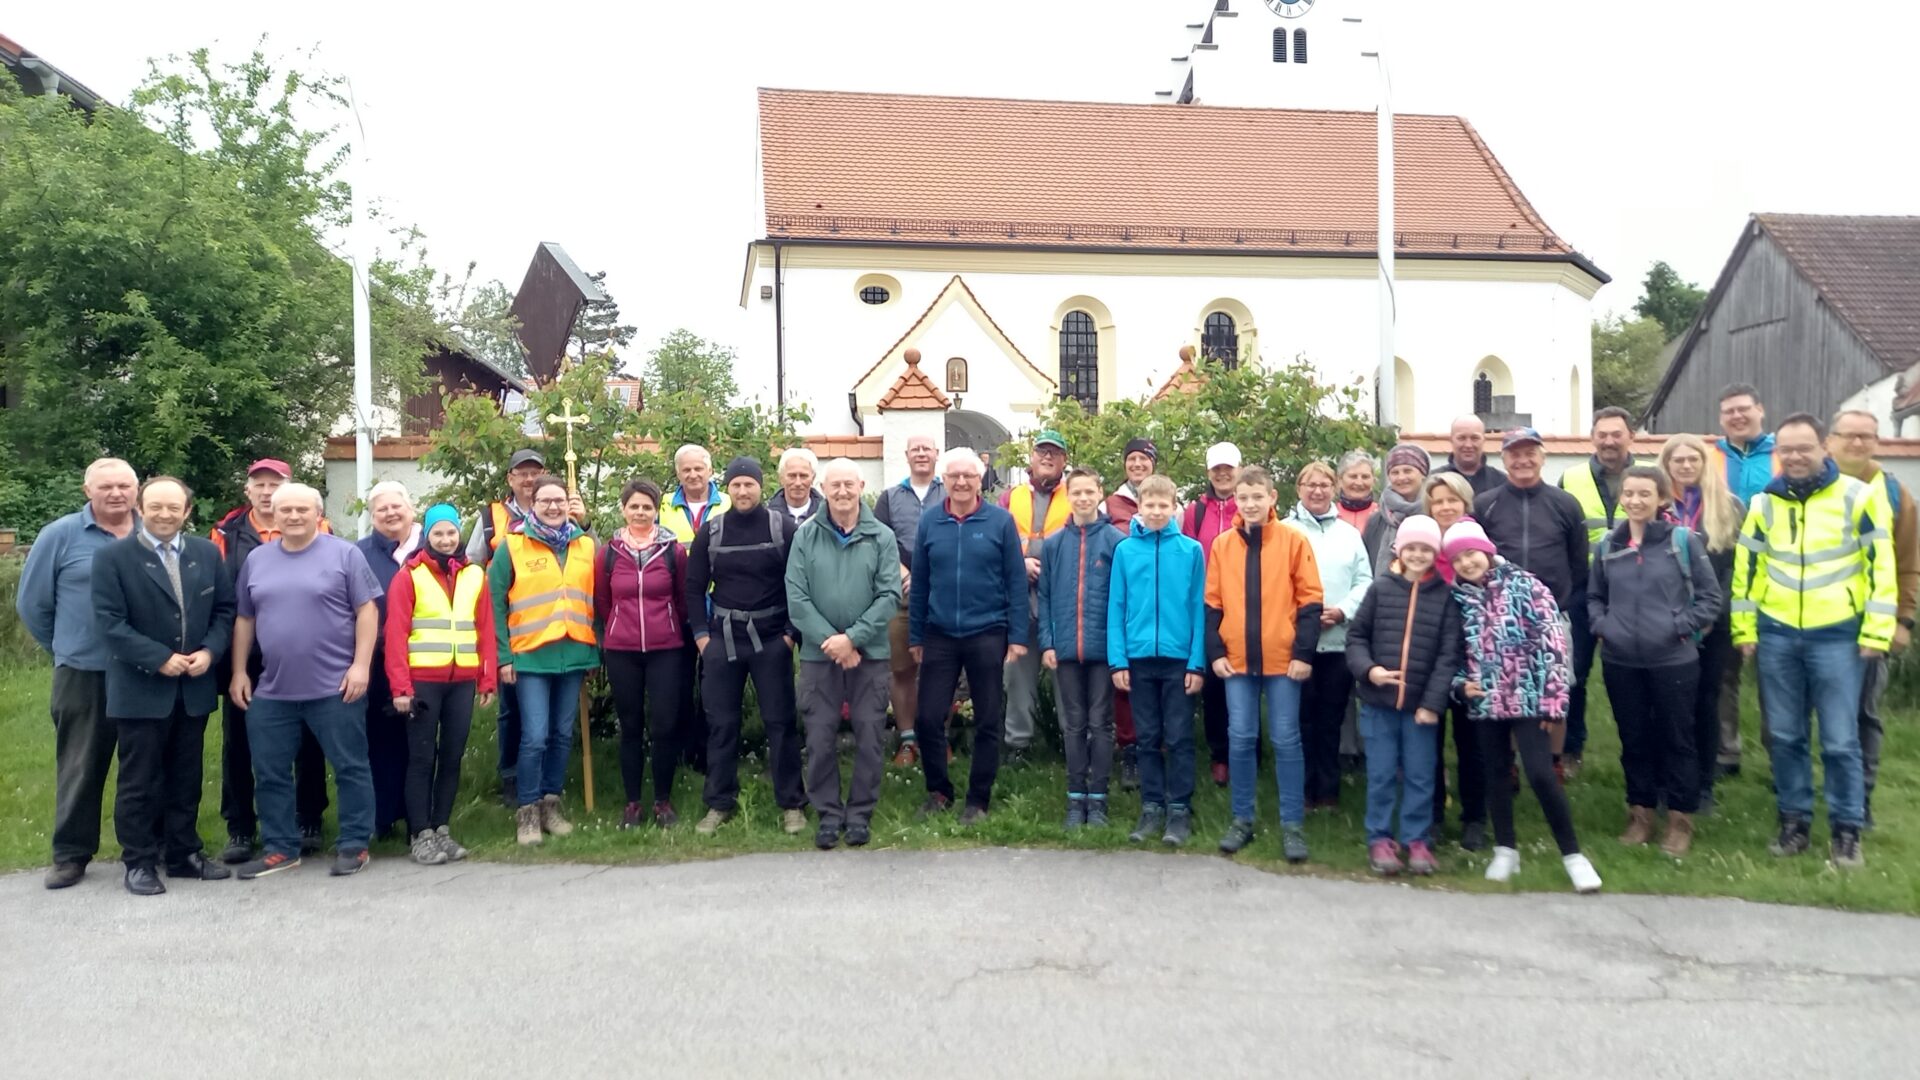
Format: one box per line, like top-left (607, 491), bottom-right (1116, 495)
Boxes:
top-left (5, 849), bottom-right (1916, 1078)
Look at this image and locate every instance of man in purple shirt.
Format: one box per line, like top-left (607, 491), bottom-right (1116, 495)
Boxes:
top-left (228, 482), bottom-right (384, 879)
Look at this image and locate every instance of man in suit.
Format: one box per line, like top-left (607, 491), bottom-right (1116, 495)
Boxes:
top-left (92, 476), bottom-right (237, 895)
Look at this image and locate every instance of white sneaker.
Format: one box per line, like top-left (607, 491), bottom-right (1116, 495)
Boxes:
top-left (1563, 852), bottom-right (1603, 894)
top-left (1485, 845), bottom-right (1520, 882)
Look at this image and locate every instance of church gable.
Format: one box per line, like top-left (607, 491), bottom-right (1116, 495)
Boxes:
top-left (853, 275), bottom-right (1056, 413)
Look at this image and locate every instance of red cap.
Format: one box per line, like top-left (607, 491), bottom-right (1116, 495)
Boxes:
top-left (247, 458), bottom-right (292, 479)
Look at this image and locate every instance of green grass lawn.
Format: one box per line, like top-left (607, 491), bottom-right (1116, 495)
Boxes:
top-left (1, 660), bottom-right (1914, 914)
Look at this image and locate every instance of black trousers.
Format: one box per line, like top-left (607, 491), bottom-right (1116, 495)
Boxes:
top-left (365, 654), bottom-right (410, 835)
top-left (1565, 598), bottom-right (1596, 758)
top-left (607, 648), bottom-right (684, 804)
top-left (676, 643), bottom-right (707, 773)
top-left (113, 698), bottom-right (208, 869)
top-left (916, 630), bottom-right (1009, 809)
top-left (1604, 660), bottom-right (1702, 814)
top-left (1478, 718), bottom-right (1580, 856)
top-left (50, 666), bottom-right (115, 865)
top-left (1433, 701), bottom-right (1488, 828)
top-left (1693, 616), bottom-right (1732, 802)
top-left (1300, 652), bottom-right (1353, 804)
top-left (220, 651), bottom-right (327, 837)
top-left (1200, 667), bottom-right (1230, 766)
top-left (702, 639), bottom-right (803, 812)
top-left (404, 681), bottom-right (475, 832)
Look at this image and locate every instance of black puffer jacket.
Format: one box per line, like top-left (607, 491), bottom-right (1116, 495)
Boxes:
top-left (1472, 481), bottom-right (1589, 607)
top-left (1346, 570), bottom-right (1463, 714)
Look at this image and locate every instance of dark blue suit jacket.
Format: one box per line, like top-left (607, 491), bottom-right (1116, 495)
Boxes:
top-left (91, 533), bottom-right (236, 719)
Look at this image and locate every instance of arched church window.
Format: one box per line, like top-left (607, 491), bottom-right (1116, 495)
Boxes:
top-left (1059, 311), bottom-right (1100, 412)
top-left (946, 357), bottom-right (969, 393)
top-left (1202, 311), bottom-right (1239, 369)
top-left (1473, 372), bottom-right (1493, 415)
top-left (1273, 28), bottom-right (1288, 63)
top-left (1293, 29), bottom-right (1309, 64)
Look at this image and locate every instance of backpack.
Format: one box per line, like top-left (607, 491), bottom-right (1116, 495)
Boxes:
top-left (707, 505), bottom-right (788, 552)
top-left (1599, 526), bottom-right (1701, 644)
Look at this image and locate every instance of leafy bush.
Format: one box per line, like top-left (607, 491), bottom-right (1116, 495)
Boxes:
top-left (0, 556), bottom-right (46, 669)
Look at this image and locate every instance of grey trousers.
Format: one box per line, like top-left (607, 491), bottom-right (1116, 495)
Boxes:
top-left (1860, 655), bottom-right (1888, 802)
top-left (800, 658), bottom-right (890, 829)
top-left (50, 666), bottom-right (116, 865)
top-left (1053, 660), bottom-right (1114, 795)
top-left (1002, 591), bottom-right (1043, 749)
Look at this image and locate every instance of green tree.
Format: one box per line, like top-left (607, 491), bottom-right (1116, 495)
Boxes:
top-left (1634, 261), bottom-right (1708, 341)
top-left (449, 275), bottom-right (525, 379)
top-left (1591, 315), bottom-right (1669, 417)
top-left (571, 270), bottom-right (637, 369)
top-left (641, 328), bottom-right (740, 404)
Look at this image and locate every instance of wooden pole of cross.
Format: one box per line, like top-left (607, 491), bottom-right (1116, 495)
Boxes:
top-left (545, 397), bottom-right (596, 812)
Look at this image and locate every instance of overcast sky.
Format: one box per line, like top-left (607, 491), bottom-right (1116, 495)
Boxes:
top-left (11, 1), bottom-right (1917, 361)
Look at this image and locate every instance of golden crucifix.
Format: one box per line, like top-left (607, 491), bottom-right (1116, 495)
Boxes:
top-left (543, 397), bottom-right (596, 812)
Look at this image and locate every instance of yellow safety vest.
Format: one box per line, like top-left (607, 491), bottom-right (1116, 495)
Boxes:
top-left (1008, 483), bottom-right (1072, 552)
top-left (504, 534), bottom-right (598, 653)
top-left (406, 563), bottom-right (485, 669)
top-left (659, 484), bottom-right (730, 544)
top-left (1559, 459), bottom-right (1632, 546)
top-left (1730, 472), bottom-right (1897, 649)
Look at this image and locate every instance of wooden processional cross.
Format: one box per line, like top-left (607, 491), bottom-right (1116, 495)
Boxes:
top-left (545, 398), bottom-right (596, 811)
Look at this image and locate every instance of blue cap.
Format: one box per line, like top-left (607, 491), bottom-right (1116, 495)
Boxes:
top-left (1501, 427), bottom-right (1545, 451)
top-left (422, 503), bottom-right (463, 535)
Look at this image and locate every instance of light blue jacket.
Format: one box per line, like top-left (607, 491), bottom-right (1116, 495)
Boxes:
top-left (1281, 502), bottom-right (1374, 653)
top-left (1718, 433), bottom-right (1777, 504)
top-left (16, 505), bottom-right (135, 670)
top-left (1107, 515), bottom-right (1207, 673)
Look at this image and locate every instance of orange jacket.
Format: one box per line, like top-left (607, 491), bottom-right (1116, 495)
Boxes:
top-left (1204, 508), bottom-right (1325, 675)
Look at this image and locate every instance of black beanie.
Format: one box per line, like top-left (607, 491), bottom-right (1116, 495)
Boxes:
top-left (723, 456), bottom-right (764, 486)
top-left (1123, 438), bottom-right (1158, 462)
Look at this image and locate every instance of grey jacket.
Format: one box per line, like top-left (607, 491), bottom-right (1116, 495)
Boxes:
top-left (872, 476), bottom-right (944, 568)
top-left (1586, 520), bottom-right (1722, 669)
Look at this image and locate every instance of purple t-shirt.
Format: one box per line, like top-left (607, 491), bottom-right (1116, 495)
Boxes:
top-left (236, 533), bottom-right (384, 701)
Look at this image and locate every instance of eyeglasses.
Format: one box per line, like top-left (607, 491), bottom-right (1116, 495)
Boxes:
top-left (534, 497), bottom-right (569, 508)
top-left (1835, 432), bottom-right (1876, 444)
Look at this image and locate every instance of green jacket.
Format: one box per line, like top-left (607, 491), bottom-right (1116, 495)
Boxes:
top-left (784, 506), bottom-right (903, 662)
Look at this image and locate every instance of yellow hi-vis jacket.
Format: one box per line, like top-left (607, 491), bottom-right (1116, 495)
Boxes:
top-left (1558, 457), bottom-right (1634, 546)
top-left (503, 534), bottom-right (597, 653)
top-left (406, 562), bottom-right (485, 670)
top-left (1730, 468), bottom-right (1897, 650)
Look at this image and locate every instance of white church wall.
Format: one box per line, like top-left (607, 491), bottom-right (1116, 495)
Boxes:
top-left (1838, 372), bottom-right (1902, 436)
top-left (1184, 0), bottom-right (1378, 112)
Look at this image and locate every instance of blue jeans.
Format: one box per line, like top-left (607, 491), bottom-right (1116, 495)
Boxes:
top-left (515, 670), bottom-right (585, 807)
top-left (1358, 704), bottom-right (1439, 845)
top-left (1226, 674), bottom-right (1305, 825)
top-left (1756, 617), bottom-right (1866, 829)
top-left (1129, 658), bottom-right (1195, 808)
top-left (247, 695), bottom-right (374, 859)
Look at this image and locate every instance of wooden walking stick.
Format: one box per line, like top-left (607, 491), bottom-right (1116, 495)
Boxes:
top-left (546, 397), bottom-right (596, 812)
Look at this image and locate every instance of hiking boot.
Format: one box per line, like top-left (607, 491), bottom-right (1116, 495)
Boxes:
top-left (958, 804), bottom-right (990, 827)
top-left (845, 822), bottom-right (871, 847)
top-left (498, 774), bottom-right (517, 807)
top-left (299, 823), bottom-right (324, 855)
top-left (621, 802), bottom-right (645, 830)
top-left (1085, 797), bottom-right (1110, 829)
top-left (1218, 818), bottom-right (1256, 854)
top-left (1368, 838), bottom-right (1403, 876)
top-left (917, 793), bottom-right (953, 819)
top-left (1210, 761), bottom-right (1230, 787)
top-left (1485, 846), bottom-right (1520, 883)
top-left (44, 862), bottom-right (85, 890)
top-left (891, 739), bottom-right (920, 767)
top-left (516, 804), bottom-right (543, 846)
top-left (1281, 826), bottom-right (1310, 864)
top-left (1406, 840), bottom-right (1439, 876)
top-left (330, 849), bottom-right (370, 877)
top-left (1619, 805), bottom-right (1656, 846)
top-left (220, 833), bottom-right (255, 865)
top-left (1562, 753), bottom-right (1583, 780)
top-left (1714, 761), bottom-right (1740, 781)
top-left (1129, 804), bottom-right (1166, 844)
top-left (1162, 805), bottom-right (1192, 847)
top-left (1004, 745), bottom-right (1031, 770)
top-left (1562, 853), bottom-right (1602, 894)
top-left (1660, 812), bottom-right (1695, 858)
top-left (236, 852), bottom-right (300, 880)
top-left (652, 801), bottom-right (678, 828)
top-left (410, 830), bottom-right (448, 866)
top-left (1119, 747), bottom-right (1140, 792)
top-left (782, 808), bottom-right (808, 835)
top-left (1459, 820), bottom-right (1487, 852)
top-left (1830, 826), bottom-right (1864, 869)
top-left (1768, 816), bottom-right (1812, 857)
top-left (694, 808), bottom-right (733, 836)
top-left (814, 823), bottom-right (841, 851)
top-left (539, 795), bottom-right (573, 837)
top-left (1695, 790), bottom-right (1716, 819)
top-left (1064, 796), bottom-right (1087, 831)
top-left (435, 826), bottom-right (469, 862)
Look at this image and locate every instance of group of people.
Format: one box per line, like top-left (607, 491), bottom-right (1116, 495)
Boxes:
top-left (17, 379), bottom-right (1907, 895)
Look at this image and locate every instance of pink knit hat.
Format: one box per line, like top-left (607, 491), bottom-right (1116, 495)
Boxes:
top-left (1442, 520), bottom-right (1499, 562)
top-left (1394, 514), bottom-right (1443, 553)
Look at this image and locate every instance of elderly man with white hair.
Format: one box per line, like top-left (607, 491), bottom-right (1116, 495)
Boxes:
top-left (909, 447), bottom-right (1029, 825)
top-left (355, 479), bottom-right (421, 838)
top-left (17, 457), bottom-right (140, 889)
top-left (775, 446), bottom-right (825, 526)
top-left (785, 458), bottom-right (903, 848)
top-left (228, 482), bottom-right (385, 879)
top-left (661, 443), bottom-right (730, 542)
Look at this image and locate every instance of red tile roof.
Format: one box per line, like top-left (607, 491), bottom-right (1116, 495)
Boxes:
top-left (802, 435), bottom-right (884, 460)
top-left (1153, 347), bottom-right (1206, 401)
top-left (757, 88), bottom-right (1595, 269)
top-left (876, 349), bottom-right (952, 411)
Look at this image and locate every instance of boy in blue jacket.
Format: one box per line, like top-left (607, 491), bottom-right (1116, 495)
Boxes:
top-left (1039, 468), bottom-right (1124, 830)
top-left (1109, 474), bottom-right (1209, 846)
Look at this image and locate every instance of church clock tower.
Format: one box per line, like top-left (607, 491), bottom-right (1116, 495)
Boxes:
top-left (1155, 0), bottom-right (1376, 111)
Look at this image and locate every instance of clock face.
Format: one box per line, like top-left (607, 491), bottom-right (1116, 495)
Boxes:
top-left (1265, 0), bottom-right (1316, 17)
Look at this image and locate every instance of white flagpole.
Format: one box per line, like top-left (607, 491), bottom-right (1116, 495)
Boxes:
top-left (1365, 18), bottom-right (1396, 429)
top-left (347, 81), bottom-right (374, 532)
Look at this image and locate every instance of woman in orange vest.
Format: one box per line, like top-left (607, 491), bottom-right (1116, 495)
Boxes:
top-left (384, 503), bottom-right (497, 865)
top-left (489, 475), bottom-right (599, 846)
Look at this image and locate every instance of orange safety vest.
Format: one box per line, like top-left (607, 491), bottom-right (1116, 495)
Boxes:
top-left (488, 501), bottom-right (527, 552)
top-left (503, 534), bottom-right (597, 653)
top-left (1008, 483), bottom-right (1072, 549)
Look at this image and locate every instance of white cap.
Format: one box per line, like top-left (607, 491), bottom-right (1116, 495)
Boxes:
top-left (1206, 442), bottom-right (1242, 470)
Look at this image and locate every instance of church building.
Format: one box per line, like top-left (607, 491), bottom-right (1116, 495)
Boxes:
top-left (737, 0), bottom-right (1607, 466)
